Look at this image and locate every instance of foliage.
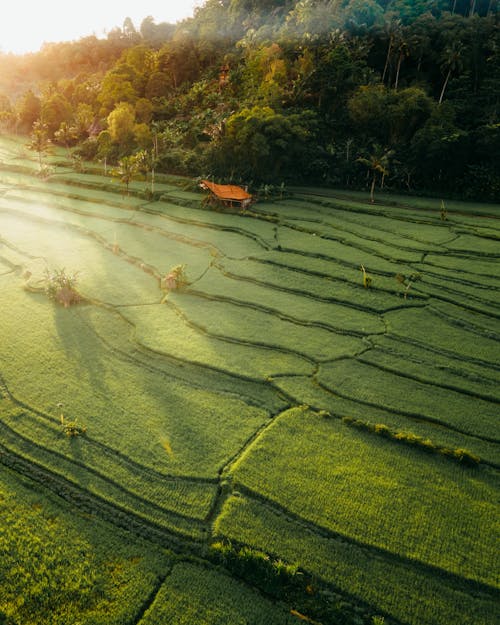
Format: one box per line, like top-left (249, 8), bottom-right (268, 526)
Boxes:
top-left (360, 264), bottom-right (372, 288)
top-left (110, 154), bottom-right (139, 195)
top-left (164, 263), bottom-right (188, 290)
top-left (27, 120), bottom-right (51, 172)
top-left (0, 2), bottom-right (498, 198)
top-left (210, 541), bottom-right (301, 597)
top-left (44, 267), bottom-right (81, 307)
top-left (395, 271), bottom-right (420, 298)
top-left (342, 416), bottom-right (481, 466)
top-left (208, 106), bottom-right (319, 183)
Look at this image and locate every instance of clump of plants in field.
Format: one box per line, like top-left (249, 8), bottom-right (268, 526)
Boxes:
top-left (342, 416), bottom-right (480, 466)
top-left (395, 272), bottom-right (421, 299)
top-left (440, 199), bottom-right (448, 221)
top-left (210, 541), bottom-right (300, 593)
top-left (257, 182), bottom-right (288, 202)
top-left (163, 264), bottom-right (188, 290)
top-left (360, 264), bottom-right (372, 288)
top-left (58, 402), bottom-right (86, 437)
top-left (44, 268), bottom-right (81, 308)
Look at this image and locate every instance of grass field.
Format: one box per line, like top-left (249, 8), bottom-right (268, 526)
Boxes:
top-left (0, 135), bottom-right (499, 625)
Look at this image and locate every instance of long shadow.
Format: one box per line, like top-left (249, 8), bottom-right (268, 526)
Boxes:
top-left (53, 303), bottom-right (107, 397)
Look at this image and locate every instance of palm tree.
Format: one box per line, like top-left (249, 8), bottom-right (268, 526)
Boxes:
top-left (112, 156), bottom-right (138, 196)
top-left (381, 16), bottom-right (402, 86)
top-left (439, 41), bottom-right (464, 105)
top-left (357, 144), bottom-right (394, 203)
top-left (27, 120), bottom-right (50, 172)
top-left (134, 149), bottom-right (158, 197)
top-left (393, 32), bottom-right (409, 90)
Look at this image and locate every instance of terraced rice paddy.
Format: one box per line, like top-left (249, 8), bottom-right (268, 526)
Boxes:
top-left (0, 136), bottom-right (499, 625)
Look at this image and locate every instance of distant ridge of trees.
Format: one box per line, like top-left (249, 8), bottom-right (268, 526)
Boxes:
top-left (0, 0), bottom-right (498, 201)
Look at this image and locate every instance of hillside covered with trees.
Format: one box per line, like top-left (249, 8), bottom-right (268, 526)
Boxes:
top-left (0, 0), bottom-right (498, 200)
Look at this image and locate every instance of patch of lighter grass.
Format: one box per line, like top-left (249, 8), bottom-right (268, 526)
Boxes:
top-left (0, 274), bottom-right (269, 478)
top-left (422, 252), bottom-right (500, 280)
top-left (136, 208), bottom-right (267, 257)
top-left (189, 268), bottom-right (385, 335)
top-left (169, 291), bottom-right (365, 361)
top-left (278, 226), bottom-right (423, 266)
top-left (122, 302), bottom-right (314, 380)
top-left (288, 217), bottom-right (442, 254)
top-left (445, 233), bottom-right (500, 255)
top-left (2, 408), bottom-right (216, 521)
top-left (362, 337), bottom-right (500, 402)
top-left (0, 211), bottom-right (161, 305)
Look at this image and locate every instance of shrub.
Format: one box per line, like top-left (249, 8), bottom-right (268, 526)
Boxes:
top-left (61, 418), bottom-right (87, 437)
top-left (163, 264), bottom-right (188, 290)
top-left (341, 417), bottom-right (480, 466)
top-left (44, 268), bottom-right (81, 308)
top-left (209, 541), bottom-right (302, 595)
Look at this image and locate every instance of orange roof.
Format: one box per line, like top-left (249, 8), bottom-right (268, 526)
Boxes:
top-left (201, 179), bottom-right (252, 201)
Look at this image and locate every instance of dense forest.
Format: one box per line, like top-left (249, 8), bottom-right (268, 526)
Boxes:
top-left (0, 0), bottom-right (498, 200)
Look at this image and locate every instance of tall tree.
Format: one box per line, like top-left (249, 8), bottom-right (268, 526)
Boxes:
top-left (107, 102), bottom-right (136, 155)
top-left (27, 121), bottom-right (51, 172)
top-left (357, 144), bottom-right (394, 203)
top-left (112, 155), bottom-right (138, 196)
top-left (439, 40), bottom-right (464, 104)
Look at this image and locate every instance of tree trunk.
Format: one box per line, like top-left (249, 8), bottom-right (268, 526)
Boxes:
top-left (406, 171), bottom-right (411, 191)
top-left (439, 69), bottom-right (451, 105)
top-left (382, 37), bottom-right (393, 85)
top-left (395, 52), bottom-right (403, 90)
top-left (370, 173), bottom-right (376, 203)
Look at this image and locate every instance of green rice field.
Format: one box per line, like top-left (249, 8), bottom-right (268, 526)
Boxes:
top-left (0, 136), bottom-right (499, 625)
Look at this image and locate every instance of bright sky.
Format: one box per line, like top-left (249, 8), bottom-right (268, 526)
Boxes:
top-left (1, 1), bottom-right (202, 55)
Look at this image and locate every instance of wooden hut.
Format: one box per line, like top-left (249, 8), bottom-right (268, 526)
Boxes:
top-left (200, 179), bottom-right (254, 209)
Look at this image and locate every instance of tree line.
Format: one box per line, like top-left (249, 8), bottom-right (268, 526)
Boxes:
top-left (0, 0), bottom-right (498, 200)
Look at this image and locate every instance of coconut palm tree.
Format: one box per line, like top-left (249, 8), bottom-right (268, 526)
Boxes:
top-left (439, 41), bottom-right (464, 105)
top-left (112, 155), bottom-right (138, 196)
top-left (357, 144), bottom-right (394, 203)
top-left (380, 15), bottom-right (402, 86)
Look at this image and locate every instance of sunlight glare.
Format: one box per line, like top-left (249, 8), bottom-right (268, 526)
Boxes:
top-left (1, 1), bottom-right (201, 55)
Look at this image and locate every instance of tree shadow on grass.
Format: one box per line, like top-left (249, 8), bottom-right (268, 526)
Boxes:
top-left (53, 303), bottom-right (107, 397)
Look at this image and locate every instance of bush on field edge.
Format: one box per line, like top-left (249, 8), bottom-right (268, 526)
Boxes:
top-left (341, 417), bottom-right (480, 467)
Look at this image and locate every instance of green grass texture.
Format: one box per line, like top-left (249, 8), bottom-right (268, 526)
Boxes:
top-left (0, 464), bottom-right (171, 625)
top-left (138, 561), bottom-right (296, 624)
top-left (0, 135), bottom-right (498, 625)
top-left (229, 407), bottom-right (498, 587)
